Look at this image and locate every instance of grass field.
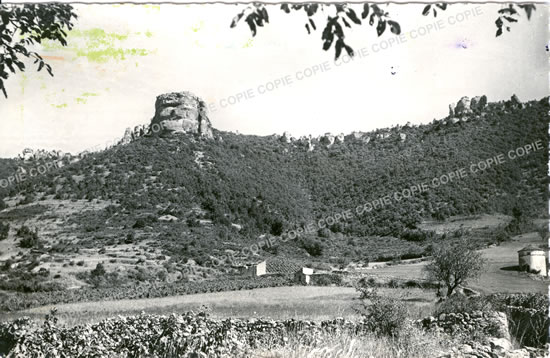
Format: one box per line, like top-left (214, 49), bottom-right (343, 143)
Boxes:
top-left (366, 231), bottom-right (548, 294)
top-left (0, 286), bottom-right (436, 326)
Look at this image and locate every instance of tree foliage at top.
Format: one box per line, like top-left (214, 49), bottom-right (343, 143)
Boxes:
top-left (0, 4), bottom-right (77, 97)
top-left (231, 3), bottom-right (537, 60)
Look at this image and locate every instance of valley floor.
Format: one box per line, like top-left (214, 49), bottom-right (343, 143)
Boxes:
top-left (0, 286), bottom-right (435, 326)
top-left (365, 231), bottom-right (548, 294)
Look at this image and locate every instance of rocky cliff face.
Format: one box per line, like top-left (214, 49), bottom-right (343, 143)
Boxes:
top-left (150, 91), bottom-right (213, 139)
top-left (449, 95), bottom-right (489, 119)
top-left (18, 148), bottom-right (66, 161)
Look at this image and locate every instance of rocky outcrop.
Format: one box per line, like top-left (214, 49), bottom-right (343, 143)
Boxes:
top-left (448, 103), bottom-right (455, 117)
top-left (448, 95), bottom-right (488, 120)
top-left (307, 139), bottom-right (315, 152)
top-left (151, 91), bottom-right (213, 139)
top-left (280, 131), bottom-right (292, 143)
top-left (18, 149), bottom-right (65, 161)
top-left (455, 96), bottom-right (472, 115)
top-left (508, 94), bottom-right (524, 109)
top-left (345, 132), bottom-right (370, 144)
top-left (440, 340), bottom-right (545, 358)
top-left (132, 125), bottom-right (148, 140)
top-left (470, 95), bottom-right (488, 112)
top-left (335, 133), bottom-right (345, 144)
top-left (120, 128), bottom-right (133, 145)
top-left (319, 133), bottom-right (335, 148)
top-left (376, 132), bottom-right (391, 140)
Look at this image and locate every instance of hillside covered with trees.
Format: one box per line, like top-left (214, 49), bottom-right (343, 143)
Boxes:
top-left (0, 97), bottom-right (547, 267)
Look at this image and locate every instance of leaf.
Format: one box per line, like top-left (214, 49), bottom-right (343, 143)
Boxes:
top-left (309, 18), bottom-right (316, 31)
top-left (229, 11), bottom-right (244, 29)
top-left (436, 3), bottom-right (447, 10)
top-left (496, 27), bottom-right (503, 37)
top-left (14, 60), bottom-right (25, 71)
top-left (369, 13), bottom-right (375, 26)
top-left (306, 4), bottom-right (318, 17)
top-left (388, 20), bottom-right (401, 35)
top-left (376, 20), bottom-right (386, 37)
top-left (0, 12), bottom-right (10, 26)
top-left (334, 20), bottom-right (343, 38)
top-left (344, 43), bottom-right (354, 57)
top-left (422, 5), bottom-right (431, 16)
top-left (433, 9), bottom-right (437, 17)
top-left (335, 39), bottom-right (343, 60)
top-left (305, 23), bottom-right (310, 34)
top-left (322, 20), bottom-right (333, 40)
top-left (361, 4), bottom-right (370, 19)
top-left (519, 4), bottom-right (536, 20)
top-left (4, 59), bottom-right (15, 73)
top-left (526, 5), bottom-right (536, 20)
top-left (0, 80), bottom-right (7, 98)
top-left (38, 61), bottom-right (44, 72)
top-left (504, 16), bottom-right (518, 23)
top-left (346, 8), bottom-right (361, 25)
top-left (498, 7), bottom-right (516, 15)
top-left (495, 17), bottom-right (503, 27)
top-left (323, 32), bottom-right (334, 51)
top-left (342, 17), bottom-right (351, 28)
top-left (280, 4), bottom-right (290, 13)
top-left (245, 17), bottom-right (257, 36)
top-left (260, 7), bottom-right (269, 23)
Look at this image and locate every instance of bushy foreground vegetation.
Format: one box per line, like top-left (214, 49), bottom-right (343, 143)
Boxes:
top-left (0, 308), bottom-right (451, 358)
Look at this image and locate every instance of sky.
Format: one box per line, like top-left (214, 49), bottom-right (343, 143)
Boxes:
top-left (0, 3), bottom-right (548, 157)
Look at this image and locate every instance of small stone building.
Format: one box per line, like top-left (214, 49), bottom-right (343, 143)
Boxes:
top-left (294, 267), bottom-right (314, 285)
top-left (518, 245), bottom-right (547, 276)
top-left (241, 260), bottom-right (266, 277)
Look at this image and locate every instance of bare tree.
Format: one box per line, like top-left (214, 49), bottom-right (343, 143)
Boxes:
top-left (424, 241), bottom-right (486, 297)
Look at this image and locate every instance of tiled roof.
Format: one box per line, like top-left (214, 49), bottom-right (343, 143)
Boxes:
top-left (266, 258), bottom-right (302, 275)
top-left (518, 245), bottom-right (544, 252)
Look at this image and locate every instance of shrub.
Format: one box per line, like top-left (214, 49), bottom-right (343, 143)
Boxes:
top-left (125, 232), bottom-right (135, 244)
top-left (0, 222), bottom-right (9, 241)
top-left (311, 274), bottom-right (343, 286)
top-left (301, 238), bottom-right (324, 257)
top-left (269, 220), bottom-right (284, 236)
top-left (358, 293), bottom-right (409, 337)
top-left (132, 215), bottom-right (157, 229)
top-left (19, 235), bottom-right (42, 249)
top-left (90, 263), bottom-right (106, 277)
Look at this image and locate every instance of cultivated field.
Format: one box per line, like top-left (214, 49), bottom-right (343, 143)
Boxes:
top-left (0, 286), bottom-right (435, 326)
